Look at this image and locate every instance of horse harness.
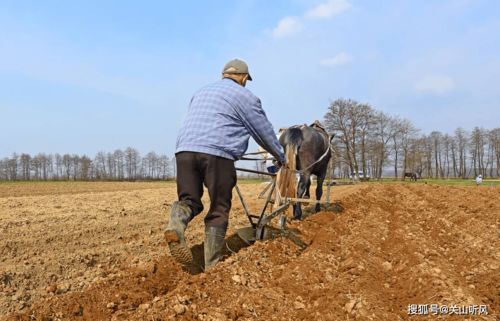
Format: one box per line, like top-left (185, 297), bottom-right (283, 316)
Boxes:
top-left (291, 122), bottom-right (333, 174)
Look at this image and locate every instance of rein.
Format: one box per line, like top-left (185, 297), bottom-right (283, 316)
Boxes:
top-left (239, 127), bottom-right (334, 175)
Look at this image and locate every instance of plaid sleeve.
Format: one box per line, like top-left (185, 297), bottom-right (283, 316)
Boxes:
top-left (235, 96), bottom-right (285, 163)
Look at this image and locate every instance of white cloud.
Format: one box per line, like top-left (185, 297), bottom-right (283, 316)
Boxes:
top-left (415, 74), bottom-right (455, 94)
top-left (272, 16), bottom-right (303, 38)
top-left (271, 0), bottom-right (350, 38)
top-left (320, 52), bottom-right (352, 66)
top-left (305, 0), bottom-right (351, 19)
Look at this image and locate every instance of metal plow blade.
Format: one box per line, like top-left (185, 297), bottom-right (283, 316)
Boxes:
top-left (236, 225), bottom-right (308, 250)
top-left (236, 226), bottom-right (257, 245)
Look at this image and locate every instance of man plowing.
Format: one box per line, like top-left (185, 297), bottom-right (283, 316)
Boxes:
top-left (165, 59), bottom-right (286, 270)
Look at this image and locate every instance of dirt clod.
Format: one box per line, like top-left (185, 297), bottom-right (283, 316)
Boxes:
top-left (173, 303), bottom-right (187, 315)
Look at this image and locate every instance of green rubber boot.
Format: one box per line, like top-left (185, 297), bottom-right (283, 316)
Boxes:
top-left (204, 226), bottom-right (227, 271)
top-left (164, 201), bottom-right (193, 268)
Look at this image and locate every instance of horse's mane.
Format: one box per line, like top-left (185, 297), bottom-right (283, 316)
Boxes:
top-left (281, 127), bottom-right (303, 153)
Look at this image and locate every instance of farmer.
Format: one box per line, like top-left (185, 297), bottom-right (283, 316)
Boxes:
top-left (476, 174), bottom-right (483, 186)
top-left (166, 58), bottom-right (286, 270)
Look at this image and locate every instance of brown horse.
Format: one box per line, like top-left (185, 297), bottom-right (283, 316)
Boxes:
top-left (279, 122), bottom-right (332, 220)
top-left (403, 172), bottom-right (418, 181)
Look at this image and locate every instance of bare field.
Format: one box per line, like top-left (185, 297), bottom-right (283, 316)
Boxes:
top-left (0, 181), bottom-right (498, 320)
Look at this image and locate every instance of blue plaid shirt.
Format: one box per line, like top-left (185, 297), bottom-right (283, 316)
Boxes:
top-left (176, 78), bottom-right (285, 163)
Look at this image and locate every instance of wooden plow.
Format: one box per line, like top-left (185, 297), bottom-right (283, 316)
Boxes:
top-left (233, 159), bottom-right (334, 250)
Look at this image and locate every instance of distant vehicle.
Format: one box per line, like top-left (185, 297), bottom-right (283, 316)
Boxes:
top-left (349, 171), bottom-right (370, 181)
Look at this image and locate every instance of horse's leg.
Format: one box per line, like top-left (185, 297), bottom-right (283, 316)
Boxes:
top-left (315, 174), bottom-right (325, 213)
top-left (304, 177), bottom-right (311, 199)
top-left (293, 174), bottom-right (309, 220)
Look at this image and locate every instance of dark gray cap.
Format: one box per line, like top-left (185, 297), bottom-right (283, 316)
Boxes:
top-left (222, 58), bottom-right (252, 81)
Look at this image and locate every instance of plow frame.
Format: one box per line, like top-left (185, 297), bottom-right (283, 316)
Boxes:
top-left (234, 165), bottom-right (328, 249)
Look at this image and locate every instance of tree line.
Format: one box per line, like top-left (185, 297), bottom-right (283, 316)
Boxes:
top-left (2, 98), bottom-right (498, 181)
top-left (0, 147), bottom-right (173, 181)
top-left (324, 98), bottom-right (500, 179)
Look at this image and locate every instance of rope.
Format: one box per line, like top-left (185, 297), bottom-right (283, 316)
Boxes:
top-left (240, 131), bottom-right (335, 175)
top-left (296, 134), bottom-right (334, 174)
top-left (243, 151), bottom-right (269, 156)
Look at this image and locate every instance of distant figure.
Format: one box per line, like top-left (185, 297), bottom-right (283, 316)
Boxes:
top-left (476, 174), bottom-right (483, 186)
top-left (403, 172), bottom-right (418, 181)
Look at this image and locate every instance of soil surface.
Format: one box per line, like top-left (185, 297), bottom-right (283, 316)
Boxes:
top-left (0, 181), bottom-right (498, 320)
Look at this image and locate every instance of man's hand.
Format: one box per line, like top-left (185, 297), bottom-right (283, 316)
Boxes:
top-left (272, 159), bottom-right (281, 169)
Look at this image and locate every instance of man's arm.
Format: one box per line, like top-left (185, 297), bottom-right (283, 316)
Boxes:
top-left (235, 98), bottom-right (285, 164)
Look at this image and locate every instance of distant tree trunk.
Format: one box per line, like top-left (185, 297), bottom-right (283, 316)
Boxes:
top-left (114, 149), bottom-right (125, 180)
top-left (430, 131), bottom-right (443, 178)
top-left (393, 137), bottom-right (399, 179)
top-left (450, 139), bottom-right (457, 178)
top-left (8, 153), bottom-right (19, 180)
top-left (62, 154), bottom-right (72, 180)
top-left (455, 128), bottom-right (468, 178)
top-left (470, 127), bottom-right (486, 177)
top-left (492, 128), bottom-right (500, 177)
top-left (79, 156), bottom-right (91, 180)
top-left (54, 153), bottom-right (62, 180)
top-left (107, 152), bottom-right (115, 180)
top-left (373, 112), bottom-right (395, 179)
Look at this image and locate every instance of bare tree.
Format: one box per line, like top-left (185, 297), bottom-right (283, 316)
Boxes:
top-left (406, 136), bottom-right (426, 178)
top-left (454, 128), bottom-right (468, 178)
top-left (113, 149), bottom-right (125, 180)
top-left (442, 134), bottom-right (452, 178)
top-left (54, 153), bottom-right (63, 180)
top-left (0, 158), bottom-right (6, 180)
top-left (430, 131), bottom-right (443, 178)
top-left (470, 127), bottom-right (486, 177)
top-left (358, 103), bottom-right (376, 177)
top-left (94, 151), bottom-right (107, 179)
top-left (400, 120), bottom-right (419, 177)
top-left (144, 151), bottom-right (161, 179)
top-left (20, 153), bottom-right (31, 180)
top-left (80, 156), bottom-right (92, 180)
top-left (158, 155), bottom-right (171, 179)
top-left (8, 154), bottom-right (19, 180)
top-left (106, 152), bottom-right (116, 180)
top-left (490, 128), bottom-right (500, 177)
top-left (71, 155), bottom-right (80, 180)
top-left (390, 117), bottom-right (416, 179)
top-left (450, 135), bottom-right (458, 178)
top-left (484, 129), bottom-right (495, 177)
top-left (38, 153), bottom-right (53, 180)
top-left (62, 154), bottom-right (72, 180)
top-left (372, 111), bottom-right (395, 179)
top-left (124, 147), bottom-right (140, 180)
top-left (31, 154), bottom-right (42, 180)
top-left (324, 98), bottom-right (364, 177)
top-left (1, 154), bottom-right (19, 180)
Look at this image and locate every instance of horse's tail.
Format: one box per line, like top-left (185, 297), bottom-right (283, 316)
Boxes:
top-left (277, 128), bottom-right (301, 199)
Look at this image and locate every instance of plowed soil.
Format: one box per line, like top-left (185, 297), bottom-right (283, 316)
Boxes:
top-left (0, 181), bottom-right (498, 321)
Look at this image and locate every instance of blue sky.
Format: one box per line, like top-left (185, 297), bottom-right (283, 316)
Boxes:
top-left (1, 0), bottom-right (499, 157)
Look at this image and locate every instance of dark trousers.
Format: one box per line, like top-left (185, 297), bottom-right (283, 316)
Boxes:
top-left (175, 152), bottom-right (236, 229)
